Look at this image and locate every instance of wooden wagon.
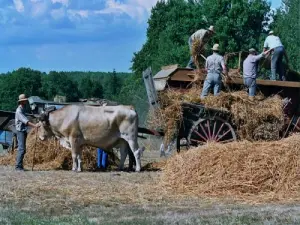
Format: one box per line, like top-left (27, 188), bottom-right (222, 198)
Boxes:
top-left (143, 64), bottom-right (300, 152)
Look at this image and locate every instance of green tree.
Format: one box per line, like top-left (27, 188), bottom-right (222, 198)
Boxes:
top-left (41, 71), bottom-right (80, 102)
top-left (79, 76), bottom-right (104, 99)
top-left (105, 69), bottom-right (122, 100)
top-left (131, 0), bottom-right (271, 75)
top-left (0, 68), bottom-right (43, 110)
top-left (272, 0), bottom-right (300, 71)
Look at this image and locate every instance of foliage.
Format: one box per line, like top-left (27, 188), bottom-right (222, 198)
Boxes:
top-left (0, 68), bottom-right (131, 111)
top-left (0, 68), bottom-right (44, 110)
top-left (79, 76), bottom-right (104, 99)
top-left (271, 0), bottom-right (300, 71)
top-left (131, 0), bottom-right (271, 75)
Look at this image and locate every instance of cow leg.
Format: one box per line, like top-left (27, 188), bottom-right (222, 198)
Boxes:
top-left (71, 151), bottom-right (77, 171)
top-left (118, 141), bottom-right (127, 171)
top-left (70, 138), bottom-right (82, 172)
top-left (126, 140), bottom-right (142, 172)
top-left (77, 152), bottom-right (82, 172)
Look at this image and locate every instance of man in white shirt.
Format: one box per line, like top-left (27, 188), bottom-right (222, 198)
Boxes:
top-left (263, 30), bottom-right (289, 81)
top-left (186, 25), bottom-right (215, 69)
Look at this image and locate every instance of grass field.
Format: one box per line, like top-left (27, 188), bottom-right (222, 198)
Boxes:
top-left (1, 149), bottom-right (300, 225)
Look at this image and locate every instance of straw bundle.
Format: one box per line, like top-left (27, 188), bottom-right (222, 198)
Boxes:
top-left (191, 39), bottom-right (206, 69)
top-left (0, 130), bottom-right (120, 171)
top-left (160, 134), bottom-right (300, 203)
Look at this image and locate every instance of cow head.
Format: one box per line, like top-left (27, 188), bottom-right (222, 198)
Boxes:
top-left (36, 106), bottom-right (56, 141)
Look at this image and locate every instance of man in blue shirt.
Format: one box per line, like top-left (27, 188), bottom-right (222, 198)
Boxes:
top-left (243, 48), bottom-right (272, 100)
top-left (263, 31), bottom-right (289, 81)
top-left (15, 94), bottom-right (39, 171)
top-left (200, 44), bottom-right (227, 98)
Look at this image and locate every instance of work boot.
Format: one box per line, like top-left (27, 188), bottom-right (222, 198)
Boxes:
top-left (249, 96), bottom-right (255, 101)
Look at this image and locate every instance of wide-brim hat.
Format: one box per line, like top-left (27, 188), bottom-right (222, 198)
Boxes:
top-left (18, 94), bottom-right (28, 102)
top-left (208, 25), bottom-right (215, 33)
top-left (211, 44), bottom-right (219, 51)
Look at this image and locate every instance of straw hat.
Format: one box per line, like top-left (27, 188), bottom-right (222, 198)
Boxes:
top-left (269, 30), bottom-right (274, 35)
top-left (208, 25), bottom-right (215, 33)
top-left (249, 48), bottom-right (257, 53)
top-left (212, 44), bottom-right (219, 51)
top-left (18, 94), bottom-right (28, 102)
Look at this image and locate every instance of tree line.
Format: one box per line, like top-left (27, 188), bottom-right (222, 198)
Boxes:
top-left (0, 68), bottom-right (129, 110)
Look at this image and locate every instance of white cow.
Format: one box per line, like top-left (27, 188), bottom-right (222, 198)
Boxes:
top-left (37, 105), bottom-right (144, 172)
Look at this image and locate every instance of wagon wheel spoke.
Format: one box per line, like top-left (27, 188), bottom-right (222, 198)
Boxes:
top-left (193, 130), bottom-right (207, 141)
top-left (206, 120), bottom-right (212, 140)
top-left (198, 122), bottom-right (209, 140)
top-left (216, 128), bottom-right (232, 142)
top-left (212, 121), bottom-right (217, 140)
top-left (190, 139), bottom-right (207, 144)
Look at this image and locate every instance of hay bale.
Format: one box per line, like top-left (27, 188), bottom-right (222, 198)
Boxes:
top-left (0, 130), bottom-right (120, 171)
top-left (160, 134), bottom-right (300, 203)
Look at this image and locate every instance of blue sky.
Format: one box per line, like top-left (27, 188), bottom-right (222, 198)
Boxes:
top-left (0, 0), bottom-right (282, 73)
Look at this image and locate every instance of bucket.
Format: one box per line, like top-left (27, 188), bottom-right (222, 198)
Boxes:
top-left (97, 148), bottom-right (108, 169)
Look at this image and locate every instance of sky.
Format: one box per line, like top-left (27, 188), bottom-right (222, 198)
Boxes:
top-left (0, 0), bottom-right (282, 73)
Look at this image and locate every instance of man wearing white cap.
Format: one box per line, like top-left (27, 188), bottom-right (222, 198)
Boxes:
top-left (243, 48), bottom-right (272, 100)
top-left (200, 44), bottom-right (227, 98)
top-left (15, 94), bottom-right (39, 171)
top-left (186, 25), bottom-right (215, 69)
top-left (263, 30), bottom-right (289, 81)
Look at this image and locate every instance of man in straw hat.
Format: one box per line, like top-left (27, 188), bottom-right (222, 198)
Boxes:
top-left (243, 48), bottom-right (273, 101)
top-left (200, 44), bottom-right (227, 98)
top-left (263, 30), bottom-right (289, 81)
top-left (186, 25), bottom-right (215, 69)
top-left (15, 94), bottom-right (39, 171)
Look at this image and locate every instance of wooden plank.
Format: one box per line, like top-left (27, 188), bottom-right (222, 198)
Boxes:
top-left (186, 70), bottom-right (300, 88)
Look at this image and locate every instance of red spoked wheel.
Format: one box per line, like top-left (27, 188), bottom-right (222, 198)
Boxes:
top-left (187, 116), bottom-right (237, 146)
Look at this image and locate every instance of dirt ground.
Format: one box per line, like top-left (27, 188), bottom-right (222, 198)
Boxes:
top-left (1, 142), bottom-right (300, 224)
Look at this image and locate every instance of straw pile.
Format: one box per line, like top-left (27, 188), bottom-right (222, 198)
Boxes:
top-left (0, 130), bottom-right (120, 171)
top-left (148, 86), bottom-right (284, 143)
top-left (160, 134), bottom-right (300, 203)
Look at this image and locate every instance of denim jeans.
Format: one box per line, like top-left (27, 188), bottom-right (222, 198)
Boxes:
top-left (244, 77), bottom-right (256, 97)
top-left (16, 131), bottom-right (27, 169)
top-left (270, 46), bottom-right (285, 81)
top-left (186, 37), bottom-right (195, 69)
top-left (201, 73), bottom-right (222, 98)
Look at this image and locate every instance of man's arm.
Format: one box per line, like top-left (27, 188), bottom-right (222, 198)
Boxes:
top-left (254, 48), bottom-right (273, 61)
top-left (263, 37), bottom-right (269, 52)
top-left (205, 58), bottom-right (208, 72)
top-left (221, 57), bottom-right (228, 76)
top-left (17, 110), bottom-right (38, 129)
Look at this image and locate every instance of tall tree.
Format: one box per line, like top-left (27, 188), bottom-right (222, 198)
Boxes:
top-left (105, 69), bottom-right (122, 99)
top-left (42, 71), bottom-right (80, 102)
top-left (272, 0), bottom-right (300, 71)
top-left (131, 0), bottom-right (271, 75)
top-left (0, 68), bottom-right (43, 110)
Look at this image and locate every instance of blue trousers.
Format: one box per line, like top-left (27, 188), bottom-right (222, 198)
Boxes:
top-left (16, 131), bottom-right (27, 169)
top-left (270, 46), bottom-right (286, 81)
top-left (244, 77), bottom-right (256, 96)
top-left (201, 73), bottom-right (222, 98)
top-left (186, 37), bottom-right (195, 69)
